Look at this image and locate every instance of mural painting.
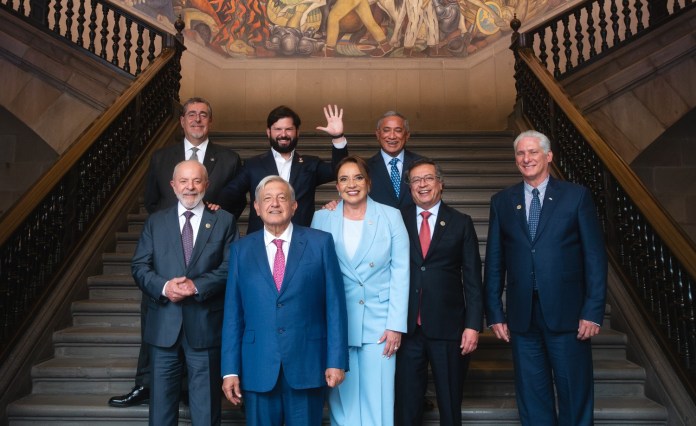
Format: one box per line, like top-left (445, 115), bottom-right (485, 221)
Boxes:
top-left (118, 0), bottom-right (565, 57)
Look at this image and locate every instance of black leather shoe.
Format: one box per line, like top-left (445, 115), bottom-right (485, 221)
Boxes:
top-left (108, 385), bottom-right (150, 407)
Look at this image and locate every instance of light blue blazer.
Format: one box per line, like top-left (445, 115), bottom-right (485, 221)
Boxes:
top-left (312, 197), bottom-right (410, 347)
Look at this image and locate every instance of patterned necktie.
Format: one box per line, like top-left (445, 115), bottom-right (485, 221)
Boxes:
top-left (189, 147), bottom-right (199, 162)
top-left (389, 157), bottom-right (400, 198)
top-left (528, 188), bottom-right (541, 240)
top-left (272, 239), bottom-right (285, 291)
top-left (417, 211), bottom-right (432, 325)
top-left (182, 211), bottom-right (194, 265)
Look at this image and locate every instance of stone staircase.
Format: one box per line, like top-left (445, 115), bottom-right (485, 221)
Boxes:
top-left (6, 134), bottom-right (669, 425)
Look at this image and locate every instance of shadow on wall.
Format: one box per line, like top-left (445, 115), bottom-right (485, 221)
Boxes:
top-left (0, 107), bottom-right (58, 218)
top-left (114, 0), bottom-right (569, 58)
top-left (631, 107), bottom-right (696, 245)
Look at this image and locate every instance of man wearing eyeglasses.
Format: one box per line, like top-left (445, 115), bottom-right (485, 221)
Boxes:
top-left (395, 158), bottom-right (484, 426)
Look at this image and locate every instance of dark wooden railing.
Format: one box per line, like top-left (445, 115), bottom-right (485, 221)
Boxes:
top-left (0, 0), bottom-right (171, 76)
top-left (511, 4), bottom-right (696, 398)
top-left (519, 0), bottom-right (693, 78)
top-left (0, 5), bottom-right (185, 355)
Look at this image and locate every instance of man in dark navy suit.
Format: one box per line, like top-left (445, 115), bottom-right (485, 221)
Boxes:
top-left (219, 105), bottom-right (348, 234)
top-left (366, 111), bottom-right (423, 210)
top-left (484, 130), bottom-right (607, 426)
top-left (109, 97), bottom-right (244, 408)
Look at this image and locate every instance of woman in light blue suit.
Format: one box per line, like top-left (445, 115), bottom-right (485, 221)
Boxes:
top-left (312, 155), bottom-right (409, 426)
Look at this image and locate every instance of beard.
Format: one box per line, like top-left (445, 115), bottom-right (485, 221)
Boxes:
top-left (176, 191), bottom-right (205, 209)
top-left (269, 135), bottom-right (299, 154)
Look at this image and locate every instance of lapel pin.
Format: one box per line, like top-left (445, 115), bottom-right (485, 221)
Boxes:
top-left (548, 197), bottom-right (553, 201)
top-left (298, 156), bottom-right (304, 163)
top-left (440, 221), bottom-right (445, 226)
top-left (205, 223), bottom-right (211, 229)
top-left (210, 157), bottom-right (215, 162)
top-left (516, 205), bottom-right (522, 209)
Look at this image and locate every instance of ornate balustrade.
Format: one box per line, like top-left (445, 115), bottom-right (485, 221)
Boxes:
top-left (0, 13), bottom-right (185, 355)
top-left (511, 13), bottom-right (696, 398)
top-left (0, 0), bottom-right (171, 76)
top-left (517, 0), bottom-right (693, 78)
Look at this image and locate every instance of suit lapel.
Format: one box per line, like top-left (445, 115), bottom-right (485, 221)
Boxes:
top-left (288, 152), bottom-right (303, 186)
top-left (281, 227), bottom-right (307, 294)
top-left (427, 204), bottom-right (450, 258)
top-left (510, 183), bottom-right (529, 240)
top-left (261, 151), bottom-right (280, 176)
top-left (166, 207), bottom-right (187, 270)
top-left (202, 143), bottom-right (218, 175)
top-left (187, 208), bottom-right (216, 269)
top-left (250, 232), bottom-right (277, 291)
top-left (350, 199), bottom-right (380, 269)
top-left (326, 203), bottom-right (362, 284)
top-left (534, 177), bottom-right (559, 241)
top-left (370, 152), bottom-right (397, 203)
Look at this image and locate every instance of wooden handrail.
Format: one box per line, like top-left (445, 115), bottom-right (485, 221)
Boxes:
top-left (517, 47), bottom-right (696, 279)
top-left (0, 47), bottom-right (176, 248)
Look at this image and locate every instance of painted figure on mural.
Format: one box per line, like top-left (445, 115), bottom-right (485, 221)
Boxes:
top-left (116, 0), bottom-right (566, 58)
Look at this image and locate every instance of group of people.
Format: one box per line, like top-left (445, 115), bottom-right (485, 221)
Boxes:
top-left (109, 97), bottom-right (608, 426)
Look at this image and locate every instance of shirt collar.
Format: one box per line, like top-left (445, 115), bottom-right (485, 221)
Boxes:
top-left (184, 138), bottom-right (209, 153)
top-left (524, 175), bottom-right (550, 194)
top-left (380, 149), bottom-right (405, 166)
top-left (416, 200), bottom-right (441, 218)
top-left (263, 223), bottom-right (294, 246)
top-left (271, 148), bottom-right (294, 162)
top-left (177, 200), bottom-right (205, 217)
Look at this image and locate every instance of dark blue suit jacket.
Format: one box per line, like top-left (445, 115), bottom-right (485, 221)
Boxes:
top-left (221, 226), bottom-right (348, 392)
top-left (132, 205), bottom-right (238, 349)
top-left (219, 146), bottom-right (348, 234)
top-left (484, 177), bottom-right (607, 333)
top-left (367, 150), bottom-right (424, 210)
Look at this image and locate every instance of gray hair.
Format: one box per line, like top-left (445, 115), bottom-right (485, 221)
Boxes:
top-left (172, 159), bottom-right (208, 181)
top-left (254, 175), bottom-right (296, 202)
top-left (376, 111), bottom-right (410, 133)
top-left (513, 130), bottom-right (551, 153)
top-left (181, 97), bottom-right (213, 120)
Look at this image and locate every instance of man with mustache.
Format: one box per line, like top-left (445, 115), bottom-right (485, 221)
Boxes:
top-left (219, 105), bottom-right (348, 234)
top-left (132, 160), bottom-right (238, 425)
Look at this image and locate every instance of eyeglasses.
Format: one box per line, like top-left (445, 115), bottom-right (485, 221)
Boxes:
top-left (409, 175), bottom-right (439, 185)
top-left (337, 175), bottom-right (366, 184)
top-left (185, 111), bottom-right (210, 120)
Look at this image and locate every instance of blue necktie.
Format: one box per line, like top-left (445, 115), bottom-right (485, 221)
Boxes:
top-left (389, 158), bottom-right (400, 198)
top-left (528, 188), bottom-right (541, 240)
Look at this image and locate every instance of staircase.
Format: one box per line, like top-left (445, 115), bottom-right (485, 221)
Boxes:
top-left (5, 134), bottom-right (669, 425)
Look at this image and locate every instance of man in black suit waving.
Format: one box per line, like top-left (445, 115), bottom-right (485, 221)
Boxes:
top-left (395, 158), bottom-right (484, 426)
top-left (219, 104), bottom-right (348, 234)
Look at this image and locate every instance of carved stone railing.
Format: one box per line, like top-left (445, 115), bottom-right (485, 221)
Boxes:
top-left (511, 14), bottom-right (696, 399)
top-left (518, 0), bottom-right (693, 78)
top-left (0, 0), bottom-right (172, 76)
top-left (0, 13), bottom-right (185, 355)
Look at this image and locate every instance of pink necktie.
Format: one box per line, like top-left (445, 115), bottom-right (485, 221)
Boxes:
top-left (272, 239), bottom-right (285, 291)
top-left (417, 211), bottom-right (432, 325)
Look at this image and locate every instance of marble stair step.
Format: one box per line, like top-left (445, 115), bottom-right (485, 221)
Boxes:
top-left (71, 300), bottom-right (140, 327)
top-left (101, 253), bottom-right (134, 275)
top-left (7, 394), bottom-right (666, 425)
top-left (52, 326), bottom-right (141, 358)
top-left (87, 274), bottom-right (140, 300)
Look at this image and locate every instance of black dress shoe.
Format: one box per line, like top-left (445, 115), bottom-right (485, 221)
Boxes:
top-left (108, 385), bottom-right (150, 407)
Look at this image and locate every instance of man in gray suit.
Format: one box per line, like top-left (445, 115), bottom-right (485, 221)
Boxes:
top-left (132, 160), bottom-right (238, 425)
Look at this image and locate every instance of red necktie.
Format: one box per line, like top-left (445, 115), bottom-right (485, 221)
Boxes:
top-left (272, 239), bottom-right (285, 292)
top-left (417, 211), bottom-right (432, 325)
top-left (419, 211), bottom-right (432, 257)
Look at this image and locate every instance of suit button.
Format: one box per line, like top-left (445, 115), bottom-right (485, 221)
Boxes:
top-left (277, 303), bottom-right (283, 308)
top-left (359, 282), bottom-right (364, 286)
top-left (421, 266), bottom-right (426, 271)
top-left (359, 300), bottom-right (364, 305)
top-left (278, 328), bottom-right (285, 334)
top-left (369, 262), bottom-right (375, 268)
top-left (531, 249), bottom-right (536, 253)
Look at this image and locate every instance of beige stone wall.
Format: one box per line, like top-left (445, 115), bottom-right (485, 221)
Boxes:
top-left (179, 37), bottom-right (517, 133)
